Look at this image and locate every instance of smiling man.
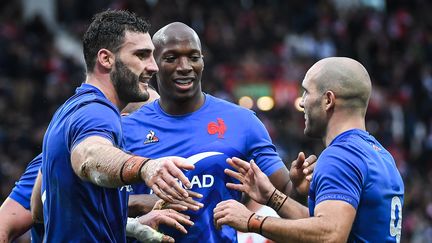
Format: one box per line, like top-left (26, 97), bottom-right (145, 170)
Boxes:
top-left (39, 11), bottom-right (194, 242)
top-left (121, 22), bottom-right (315, 243)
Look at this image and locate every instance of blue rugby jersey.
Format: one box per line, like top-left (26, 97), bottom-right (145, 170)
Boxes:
top-left (122, 93), bottom-right (285, 243)
top-left (41, 83), bottom-right (128, 242)
top-left (308, 129), bottom-right (404, 242)
top-left (9, 154), bottom-right (44, 243)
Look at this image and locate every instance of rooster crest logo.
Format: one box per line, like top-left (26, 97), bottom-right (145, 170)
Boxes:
top-left (207, 118), bottom-right (226, 138)
top-left (144, 130), bottom-right (159, 144)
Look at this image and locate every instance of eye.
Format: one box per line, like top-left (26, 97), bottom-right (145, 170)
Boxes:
top-left (163, 56), bottom-right (176, 63)
top-left (135, 50), bottom-right (152, 60)
top-left (190, 55), bottom-right (201, 62)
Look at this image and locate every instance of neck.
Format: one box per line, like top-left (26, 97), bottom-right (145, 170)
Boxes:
top-left (159, 92), bottom-right (205, 115)
top-left (324, 112), bottom-right (366, 147)
top-left (85, 73), bottom-right (126, 111)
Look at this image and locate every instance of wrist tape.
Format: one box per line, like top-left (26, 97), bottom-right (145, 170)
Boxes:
top-left (120, 156), bottom-right (151, 184)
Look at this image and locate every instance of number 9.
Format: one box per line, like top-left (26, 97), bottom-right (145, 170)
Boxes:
top-left (390, 196), bottom-right (402, 243)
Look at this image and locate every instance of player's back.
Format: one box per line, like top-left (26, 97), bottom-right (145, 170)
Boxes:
top-left (41, 83), bottom-right (128, 243)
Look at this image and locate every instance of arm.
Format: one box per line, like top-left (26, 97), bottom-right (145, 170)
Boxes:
top-left (30, 170), bottom-right (43, 223)
top-left (259, 200), bottom-right (355, 242)
top-left (225, 157), bottom-right (309, 219)
top-left (214, 199), bottom-right (355, 242)
top-left (0, 198), bottom-right (33, 243)
top-left (70, 136), bottom-right (195, 202)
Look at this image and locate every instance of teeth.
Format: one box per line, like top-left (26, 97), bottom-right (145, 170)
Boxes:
top-left (175, 79), bottom-right (192, 85)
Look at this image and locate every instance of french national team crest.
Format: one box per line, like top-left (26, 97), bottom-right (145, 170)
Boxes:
top-left (207, 118), bottom-right (226, 138)
top-left (144, 130), bottom-right (159, 144)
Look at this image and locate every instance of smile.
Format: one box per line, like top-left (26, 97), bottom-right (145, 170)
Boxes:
top-left (174, 78), bottom-right (194, 85)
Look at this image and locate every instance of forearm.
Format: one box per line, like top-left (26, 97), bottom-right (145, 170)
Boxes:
top-left (128, 194), bottom-right (160, 217)
top-left (30, 170), bottom-right (43, 223)
top-left (0, 198), bottom-right (33, 242)
top-left (71, 136), bottom-right (149, 188)
top-left (260, 216), bottom-right (343, 243)
top-left (276, 196), bottom-right (309, 219)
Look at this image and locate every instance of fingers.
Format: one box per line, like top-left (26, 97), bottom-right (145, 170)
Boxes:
top-left (158, 215), bottom-right (188, 234)
top-left (152, 185), bottom-right (174, 203)
top-left (168, 159), bottom-right (192, 192)
top-left (161, 235), bottom-right (175, 243)
top-left (186, 190), bottom-right (203, 199)
top-left (250, 160), bottom-right (263, 175)
top-left (224, 168), bottom-right (243, 181)
top-left (171, 157), bottom-right (195, 171)
top-left (160, 171), bottom-right (188, 199)
top-left (157, 209), bottom-right (194, 234)
top-left (226, 157), bottom-right (250, 174)
top-left (226, 182), bottom-right (244, 192)
top-left (295, 152), bottom-right (306, 169)
top-left (164, 209), bottom-right (193, 227)
top-left (302, 154), bottom-right (317, 175)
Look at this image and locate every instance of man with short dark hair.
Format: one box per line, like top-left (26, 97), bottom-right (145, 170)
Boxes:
top-left (39, 10), bottom-right (194, 242)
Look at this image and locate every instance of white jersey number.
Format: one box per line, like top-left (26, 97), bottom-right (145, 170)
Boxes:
top-left (389, 196), bottom-right (402, 243)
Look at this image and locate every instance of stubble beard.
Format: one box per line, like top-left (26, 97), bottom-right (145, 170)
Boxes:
top-left (111, 59), bottom-right (149, 104)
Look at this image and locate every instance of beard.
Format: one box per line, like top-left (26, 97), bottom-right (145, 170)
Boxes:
top-left (303, 102), bottom-right (327, 139)
top-left (110, 58), bottom-right (149, 103)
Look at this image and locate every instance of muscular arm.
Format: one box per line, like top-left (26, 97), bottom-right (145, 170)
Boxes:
top-left (71, 136), bottom-right (131, 188)
top-left (30, 170), bottom-right (43, 223)
top-left (0, 198), bottom-right (33, 243)
top-left (261, 200), bottom-right (355, 242)
top-left (71, 136), bottom-right (194, 202)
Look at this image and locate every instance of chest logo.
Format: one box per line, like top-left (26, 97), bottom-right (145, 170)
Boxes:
top-left (207, 118), bottom-right (226, 138)
top-left (144, 130), bottom-right (159, 144)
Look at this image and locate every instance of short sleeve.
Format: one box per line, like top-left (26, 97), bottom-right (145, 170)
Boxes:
top-left (313, 145), bottom-right (368, 209)
top-left (246, 112), bottom-right (285, 176)
top-left (67, 101), bottom-right (122, 150)
top-left (9, 154), bottom-right (42, 209)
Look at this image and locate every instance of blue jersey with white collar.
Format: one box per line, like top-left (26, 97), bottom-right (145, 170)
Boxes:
top-left (41, 83), bottom-right (128, 242)
top-left (122, 94), bottom-right (285, 243)
top-left (308, 129), bottom-right (404, 242)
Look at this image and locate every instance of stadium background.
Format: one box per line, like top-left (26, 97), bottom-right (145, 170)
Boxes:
top-left (0, 0), bottom-right (431, 242)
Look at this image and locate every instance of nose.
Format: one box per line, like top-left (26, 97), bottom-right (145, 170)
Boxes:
top-left (299, 97), bottom-right (305, 109)
top-left (176, 56), bottom-right (192, 74)
top-left (146, 56), bottom-right (159, 75)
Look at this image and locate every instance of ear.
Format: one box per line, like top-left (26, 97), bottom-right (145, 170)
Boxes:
top-left (324, 91), bottom-right (336, 111)
top-left (97, 49), bottom-right (115, 70)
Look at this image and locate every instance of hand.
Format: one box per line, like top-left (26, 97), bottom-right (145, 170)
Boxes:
top-left (213, 199), bottom-right (253, 232)
top-left (126, 217), bottom-right (175, 243)
top-left (224, 157), bottom-right (275, 205)
top-left (153, 190), bottom-right (204, 212)
top-left (137, 209), bottom-right (194, 234)
top-left (142, 156), bottom-right (194, 202)
top-left (289, 152), bottom-right (316, 195)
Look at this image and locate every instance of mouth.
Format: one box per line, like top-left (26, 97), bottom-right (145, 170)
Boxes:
top-left (173, 78), bottom-right (194, 90)
top-left (174, 78), bottom-right (194, 86)
top-left (139, 76), bottom-right (152, 83)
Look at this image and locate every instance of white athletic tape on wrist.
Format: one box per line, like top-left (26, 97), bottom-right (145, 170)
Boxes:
top-left (126, 217), bottom-right (164, 243)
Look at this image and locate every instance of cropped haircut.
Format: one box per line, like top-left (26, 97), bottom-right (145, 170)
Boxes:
top-left (82, 10), bottom-right (150, 72)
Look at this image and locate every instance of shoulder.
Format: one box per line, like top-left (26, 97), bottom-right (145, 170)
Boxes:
top-left (206, 94), bottom-right (256, 117)
top-left (122, 101), bottom-right (157, 125)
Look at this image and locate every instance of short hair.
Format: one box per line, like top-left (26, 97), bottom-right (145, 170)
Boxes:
top-left (82, 10), bottom-right (150, 72)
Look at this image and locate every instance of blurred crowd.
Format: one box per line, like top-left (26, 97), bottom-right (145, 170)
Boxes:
top-left (0, 0), bottom-right (431, 241)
